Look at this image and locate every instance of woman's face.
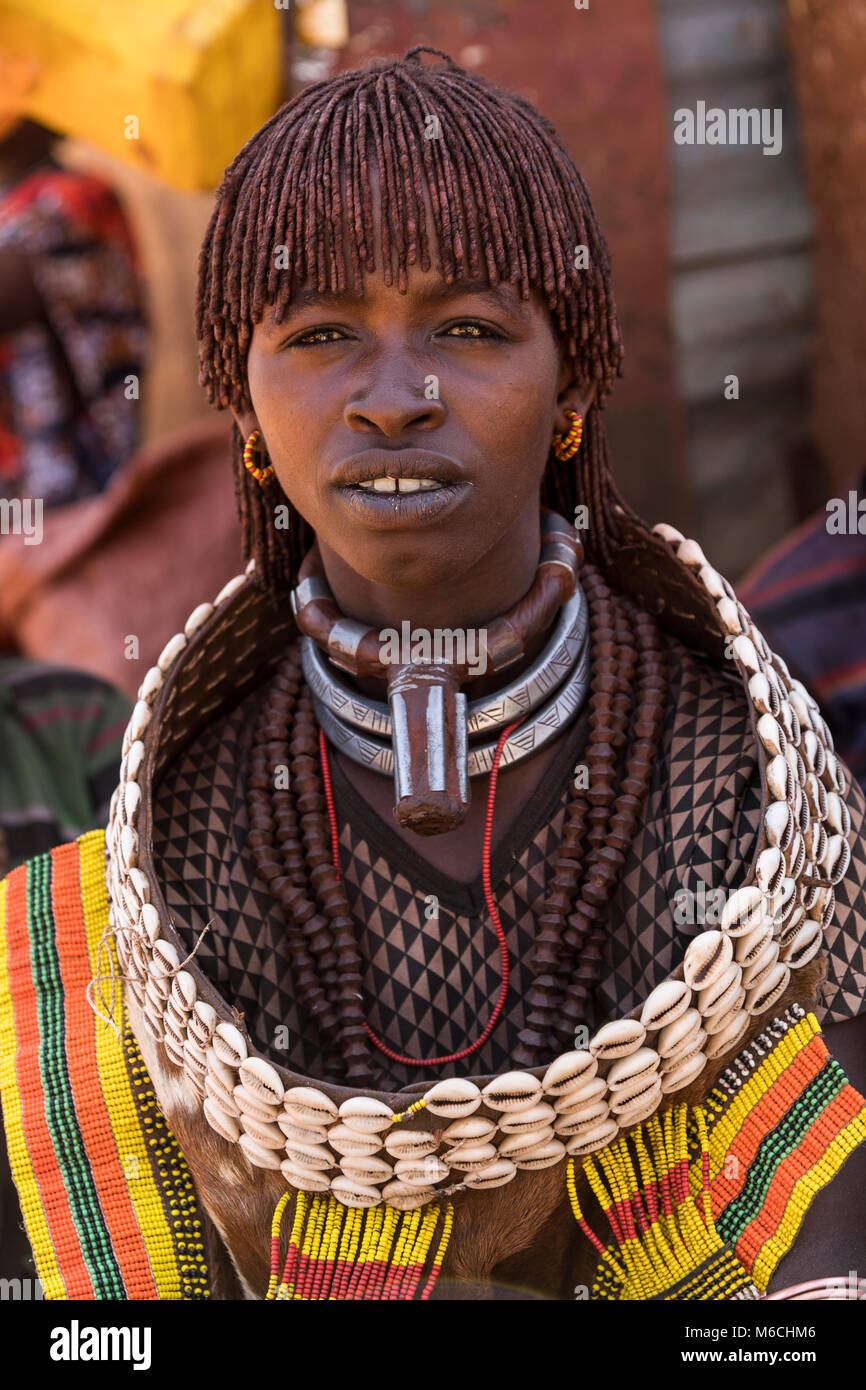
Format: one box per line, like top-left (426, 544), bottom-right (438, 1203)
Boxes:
top-left (235, 248), bottom-right (593, 602)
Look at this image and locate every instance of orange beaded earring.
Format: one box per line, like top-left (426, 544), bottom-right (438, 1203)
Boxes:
top-left (552, 409), bottom-right (584, 461)
top-left (243, 428), bottom-right (275, 483)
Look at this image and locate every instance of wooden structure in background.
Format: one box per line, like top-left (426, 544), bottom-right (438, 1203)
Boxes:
top-left (785, 0), bottom-right (866, 497)
top-left (657, 0), bottom-right (818, 577)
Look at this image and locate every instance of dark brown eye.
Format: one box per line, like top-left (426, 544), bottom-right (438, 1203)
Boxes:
top-left (292, 327), bottom-right (347, 346)
top-left (442, 322), bottom-right (503, 340)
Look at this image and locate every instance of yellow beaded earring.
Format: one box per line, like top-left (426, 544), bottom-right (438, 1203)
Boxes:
top-left (552, 408), bottom-right (584, 461)
top-left (243, 428), bottom-right (275, 483)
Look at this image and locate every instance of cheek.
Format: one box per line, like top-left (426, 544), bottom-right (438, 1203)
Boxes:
top-left (473, 355), bottom-right (558, 486)
top-left (248, 355), bottom-right (308, 443)
top-left (246, 354), bottom-right (328, 507)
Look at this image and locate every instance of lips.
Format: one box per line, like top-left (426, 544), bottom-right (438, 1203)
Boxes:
top-left (330, 447), bottom-right (472, 529)
top-left (331, 449), bottom-right (467, 490)
top-left (335, 479), bottom-right (468, 528)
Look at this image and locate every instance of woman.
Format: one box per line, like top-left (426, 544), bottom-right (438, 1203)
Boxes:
top-left (1, 49), bottom-right (864, 1302)
top-left (0, 118), bottom-right (147, 506)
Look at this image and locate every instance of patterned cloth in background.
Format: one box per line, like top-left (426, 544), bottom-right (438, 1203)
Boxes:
top-left (738, 470), bottom-right (866, 794)
top-left (0, 160), bottom-right (147, 506)
top-left (0, 657), bottom-right (130, 877)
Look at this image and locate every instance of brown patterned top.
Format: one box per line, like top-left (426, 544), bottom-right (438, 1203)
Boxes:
top-left (152, 630), bottom-right (866, 1091)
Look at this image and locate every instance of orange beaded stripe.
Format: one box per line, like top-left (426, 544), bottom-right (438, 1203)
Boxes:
top-left (0, 833), bottom-right (210, 1299)
top-left (734, 1089), bottom-right (863, 1286)
top-left (703, 1034), bottom-right (829, 1210)
top-left (702, 1014), bottom-right (866, 1285)
top-left (566, 1010), bottom-right (866, 1299)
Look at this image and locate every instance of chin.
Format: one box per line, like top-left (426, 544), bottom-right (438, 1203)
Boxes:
top-left (346, 541), bottom-right (469, 593)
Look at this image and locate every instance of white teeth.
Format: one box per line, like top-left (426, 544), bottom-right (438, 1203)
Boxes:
top-left (356, 476), bottom-right (443, 493)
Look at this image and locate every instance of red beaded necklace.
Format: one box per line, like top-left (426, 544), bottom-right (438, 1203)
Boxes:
top-left (317, 717), bottom-right (524, 1068)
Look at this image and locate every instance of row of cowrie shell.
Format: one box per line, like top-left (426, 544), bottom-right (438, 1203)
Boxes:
top-left (654, 525), bottom-right (847, 905)
top-left (108, 537), bottom-right (852, 1206)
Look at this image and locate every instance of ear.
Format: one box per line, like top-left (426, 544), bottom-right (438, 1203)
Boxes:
top-left (230, 407), bottom-right (260, 441)
top-left (553, 367), bottom-right (597, 436)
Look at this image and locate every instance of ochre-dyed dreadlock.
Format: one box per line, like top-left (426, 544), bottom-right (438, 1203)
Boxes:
top-left (195, 45), bottom-right (643, 596)
top-left (195, 48), bottom-right (672, 1081)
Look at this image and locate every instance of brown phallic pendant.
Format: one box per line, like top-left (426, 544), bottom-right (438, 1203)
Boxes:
top-left (387, 663), bottom-right (469, 834)
top-left (291, 511), bottom-right (583, 838)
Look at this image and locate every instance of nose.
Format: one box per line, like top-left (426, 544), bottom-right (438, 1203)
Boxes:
top-left (344, 348), bottom-right (447, 438)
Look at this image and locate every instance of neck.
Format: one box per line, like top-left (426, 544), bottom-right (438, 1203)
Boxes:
top-left (314, 505), bottom-right (554, 700)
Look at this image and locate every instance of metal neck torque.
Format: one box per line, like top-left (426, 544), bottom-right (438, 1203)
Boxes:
top-left (290, 510), bottom-right (584, 835)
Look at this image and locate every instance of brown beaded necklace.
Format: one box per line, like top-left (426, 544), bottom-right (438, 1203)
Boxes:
top-left (245, 560), bottom-right (670, 1089)
top-left (518, 574), bottom-right (669, 1061)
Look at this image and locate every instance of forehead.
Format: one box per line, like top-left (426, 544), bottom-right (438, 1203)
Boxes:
top-left (261, 268), bottom-right (544, 327)
top-left (257, 150), bottom-right (550, 330)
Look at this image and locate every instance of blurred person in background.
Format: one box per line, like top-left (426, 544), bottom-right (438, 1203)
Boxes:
top-left (0, 117), bottom-right (147, 508)
top-left (739, 470), bottom-right (866, 798)
top-left (0, 655), bottom-right (130, 877)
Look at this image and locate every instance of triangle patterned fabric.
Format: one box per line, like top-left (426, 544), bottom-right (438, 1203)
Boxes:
top-left (151, 629), bottom-right (866, 1090)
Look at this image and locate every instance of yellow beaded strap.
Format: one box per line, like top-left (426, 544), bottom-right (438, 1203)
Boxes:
top-left (566, 1103), bottom-right (757, 1301)
top-left (688, 1008), bottom-right (866, 1290)
top-left (0, 833), bottom-right (210, 1299)
top-left (566, 1007), bottom-right (866, 1299)
top-left (266, 1190), bottom-right (453, 1300)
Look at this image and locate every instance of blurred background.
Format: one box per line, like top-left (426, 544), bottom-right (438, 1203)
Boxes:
top-left (0, 0), bottom-right (863, 739)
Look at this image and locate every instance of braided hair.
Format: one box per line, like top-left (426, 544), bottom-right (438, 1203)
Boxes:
top-left (194, 45), bottom-right (643, 596)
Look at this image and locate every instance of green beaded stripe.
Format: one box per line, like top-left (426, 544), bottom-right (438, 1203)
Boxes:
top-left (121, 1018), bottom-right (210, 1300)
top-left (717, 1060), bottom-right (846, 1243)
top-left (26, 853), bottom-right (126, 1298)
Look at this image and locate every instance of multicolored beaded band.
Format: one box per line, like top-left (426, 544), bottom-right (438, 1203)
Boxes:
top-left (552, 409), bottom-right (584, 461)
top-left (265, 1190), bottom-right (453, 1300)
top-left (566, 1010), bottom-right (866, 1299)
top-left (0, 835), bottom-right (210, 1299)
top-left (243, 428), bottom-right (275, 484)
top-left (122, 1024), bottom-right (210, 1298)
